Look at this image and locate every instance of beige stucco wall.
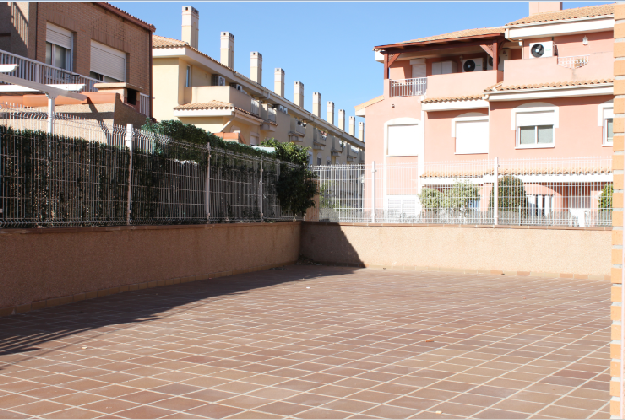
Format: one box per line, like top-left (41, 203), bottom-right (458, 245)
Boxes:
top-left (0, 222), bottom-right (300, 311)
top-left (300, 223), bottom-right (611, 277)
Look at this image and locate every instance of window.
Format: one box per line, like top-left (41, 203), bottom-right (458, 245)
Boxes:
top-left (45, 23), bottom-right (72, 71)
top-left (90, 40), bottom-right (126, 83)
top-left (250, 133), bottom-right (259, 146)
top-left (185, 65), bottom-right (191, 88)
top-left (454, 118), bottom-right (489, 154)
top-left (515, 110), bottom-right (556, 148)
top-left (317, 157), bottom-right (321, 165)
top-left (602, 105), bottom-right (614, 145)
top-left (387, 124), bottom-right (418, 156)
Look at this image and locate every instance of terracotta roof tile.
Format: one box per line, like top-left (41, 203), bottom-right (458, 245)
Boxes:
top-left (507, 4), bottom-right (614, 26)
top-left (355, 95), bottom-right (384, 111)
top-left (485, 78), bottom-right (614, 92)
top-left (174, 101), bottom-right (263, 120)
top-left (153, 35), bottom-right (189, 48)
top-left (397, 27), bottom-right (505, 45)
top-left (422, 94), bottom-right (485, 104)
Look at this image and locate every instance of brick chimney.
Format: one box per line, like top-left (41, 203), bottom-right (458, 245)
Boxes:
top-left (338, 109), bottom-right (345, 131)
top-left (220, 32), bottom-right (234, 69)
top-left (274, 68), bottom-right (284, 97)
top-left (294, 81), bottom-right (304, 108)
top-left (529, 2), bottom-right (562, 16)
top-left (250, 52), bottom-right (262, 84)
top-left (327, 102), bottom-right (334, 125)
top-left (181, 6), bottom-right (199, 49)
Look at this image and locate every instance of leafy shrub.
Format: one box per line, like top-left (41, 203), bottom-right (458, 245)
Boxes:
top-left (489, 175), bottom-right (528, 213)
top-left (599, 183), bottom-right (613, 210)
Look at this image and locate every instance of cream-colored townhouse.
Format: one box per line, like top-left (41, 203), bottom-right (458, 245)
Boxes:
top-left (152, 6), bottom-right (364, 165)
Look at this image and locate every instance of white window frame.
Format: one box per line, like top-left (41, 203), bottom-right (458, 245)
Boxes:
top-left (511, 104), bottom-right (558, 150)
top-left (599, 101), bottom-right (614, 146)
top-left (385, 119), bottom-right (420, 157)
top-left (451, 114), bottom-right (489, 155)
top-left (185, 65), bottom-right (191, 88)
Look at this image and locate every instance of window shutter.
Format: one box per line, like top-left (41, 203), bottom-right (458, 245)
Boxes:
top-left (456, 120), bottom-right (489, 154)
top-left (90, 40), bottom-right (126, 82)
top-left (387, 124), bottom-right (418, 156)
top-left (516, 111), bottom-right (555, 127)
top-left (46, 23), bottom-right (72, 49)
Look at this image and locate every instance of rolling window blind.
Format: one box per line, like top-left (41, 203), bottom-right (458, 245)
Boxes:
top-left (90, 40), bottom-right (126, 82)
top-left (516, 111), bottom-right (555, 127)
top-left (46, 23), bottom-right (72, 49)
top-left (456, 120), bottom-right (489, 154)
top-left (387, 124), bottom-right (418, 156)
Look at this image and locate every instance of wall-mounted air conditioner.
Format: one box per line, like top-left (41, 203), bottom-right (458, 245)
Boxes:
top-left (529, 41), bottom-right (554, 58)
top-left (461, 58), bottom-right (483, 72)
top-left (486, 50), bottom-right (510, 71)
top-left (212, 75), bottom-right (226, 86)
top-left (235, 84), bottom-right (243, 92)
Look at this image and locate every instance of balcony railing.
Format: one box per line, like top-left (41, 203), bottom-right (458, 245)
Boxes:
top-left (390, 77), bottom-right (427, 97)
top-left (251, 98), bottom-right (260, 116)
top-left (557, 55), bottom-right (589, 69)
top-left (0, 48), bottom-right (99, 92)
top-left (139, 93), bottom-right (150, 117)
top-left (266, 107), bottom-right (276, 123)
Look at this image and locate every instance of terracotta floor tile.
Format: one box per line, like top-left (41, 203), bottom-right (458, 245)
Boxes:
top-left (187, 403), bottom-right (243, 418)
top-left (12, 400), bottom-right (69, 416)
top-left (296, 407), bottom-right (354, 419)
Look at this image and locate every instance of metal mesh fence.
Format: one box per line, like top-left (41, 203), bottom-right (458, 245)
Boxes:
top-left (0, 103), bottom-right (302, 227)
top-left (313, 157), bottom-right (613, 227)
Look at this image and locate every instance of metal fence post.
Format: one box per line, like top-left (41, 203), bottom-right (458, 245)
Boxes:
top-left (494, 157), bottom-right (499, 226)
top-left (371, 161), bottom-right (376, 223)
top-left (206, 143), bottom-right (211, 223)
top-left (259, 157), bottom-right (263, 222)
top-left (125, 124), bottom-right (133, 225)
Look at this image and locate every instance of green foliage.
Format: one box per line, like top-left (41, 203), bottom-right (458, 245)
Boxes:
top-left (489, 176), bottom-right (528, 213)
top-left (599, 183), bottom-right (613, 210)
top-left (419, 181), bottom-right (480, 215)
top-left (319, 182), bottom-right (336, 209)
top-left (261, 139), bottom-right (318, 216)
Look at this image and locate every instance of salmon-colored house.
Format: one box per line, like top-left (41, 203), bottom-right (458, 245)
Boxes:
top-left (356, 2), bottom-right (614, 225)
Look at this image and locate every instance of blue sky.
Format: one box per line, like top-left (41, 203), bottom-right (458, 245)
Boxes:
top-left (113, 2), bottom-right (609, 120)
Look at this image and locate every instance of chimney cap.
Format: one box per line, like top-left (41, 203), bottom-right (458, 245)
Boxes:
top-left (295, 81), bottom-right (304, 86)
top-left (275, 68), bottom-right (284, 72)
top-left (183, 5), bottom-right (199, 14)
top-left (251, 52), bottom-right (262, 58)
top-left (221, 32), bottom-right (234, 38)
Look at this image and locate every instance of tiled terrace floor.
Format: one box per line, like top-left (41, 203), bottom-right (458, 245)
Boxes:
top-left (0, 266), bottom-right (611, 419)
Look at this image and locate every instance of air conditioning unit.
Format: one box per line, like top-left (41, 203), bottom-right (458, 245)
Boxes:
top-left (235, 84), bottom-right (243, 92)
top-left (486, 50), bottom-right (510, 71)
top-left (462, 58), bottom-right (483, 72)
top-left (529, 41), bottom-right (554, 58)
top-left (212, 75), bottom-right (226, 86)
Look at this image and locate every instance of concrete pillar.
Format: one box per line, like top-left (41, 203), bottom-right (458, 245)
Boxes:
top-left (349, 116), bottom-right (355, 136)
top-left (274, 68), bottom-right (284, 97)
top-left (312, 92), bottom-right (321, 118)
top-left (220, 32), bottom-right (234, 69)
top-left (358, 122), bottom-right (365, 142)
top-left (327, 102), bottom-right (334, 125)
top-left (338, 109), bottom-right (345, 131)
top-left (250, 52), bottom-right (262, 84)
top-left (181, 6), bottom-right (199, 49)
top-left (294, 81), bottom-right (304, 108)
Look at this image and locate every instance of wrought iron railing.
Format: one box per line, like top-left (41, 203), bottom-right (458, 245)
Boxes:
top-left (557, 55), bottom-right (589, 69)
top-left (390, 77), bottom-right (427, 97)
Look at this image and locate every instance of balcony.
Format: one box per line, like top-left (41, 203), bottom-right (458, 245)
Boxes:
top-left (184, 86), bottom-right (261, 117)
top-left (0, 48), bottom-right (99, 92)
top-left (347, 145), bottom-right (359, 162)
top-left (288, 118), bottom-right (306, 142)
top-left (261, 105), bottom-right (277, 123)
top-left (313, 128), bottom-right (326, 150)
top-left (503, 52), bottom-right (613, 86)
top-left (390, 77), bottom-right (427, 97)
top-left (331, 137), bottom-right (343, 157)
top-left (425, 71), bottom-right (503, 98)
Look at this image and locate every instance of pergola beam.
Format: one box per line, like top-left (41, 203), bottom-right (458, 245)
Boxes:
top-left (0, 72), bottom-right (87, 100)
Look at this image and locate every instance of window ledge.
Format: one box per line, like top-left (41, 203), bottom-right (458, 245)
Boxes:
top-left (602, 143), bottom-right (613, 147)
top-left (455, 152), bottom-right (488, 155)
top-left (515, 145), bottom-right (555, 150)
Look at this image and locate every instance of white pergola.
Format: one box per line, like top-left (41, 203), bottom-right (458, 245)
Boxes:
top-left (0, 64), bottom-right (87, 134)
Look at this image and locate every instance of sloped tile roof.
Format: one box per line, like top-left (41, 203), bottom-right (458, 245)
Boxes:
top-left (507, 4), bottom-right (614, 26)
top-left (355, 95), bottom-right (384, 111)
top-left (485, 78), bottom-right (614, 92)
top-left (153, 35), bottom-right (188, 48)
top-left (174, 101), bottom-right (262, 120)
top-left (396, 27), bottom-right (505, 46)
top-left (422, 94), bottom-right (485, 104)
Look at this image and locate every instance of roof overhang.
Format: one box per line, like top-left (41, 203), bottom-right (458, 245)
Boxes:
top-left (487, 83), bottom-right (613, 102)
top-left (375, 33), bottom-right (505, 52)
top-left (422, 99), bottom-right (490, 112)
top-left (506, 16), bottom-right (614, 40)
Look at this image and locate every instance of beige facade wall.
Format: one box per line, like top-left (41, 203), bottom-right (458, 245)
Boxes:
top-left (0, 222), bottom-right (300, 314)
top-left (301, 223), bottom-right (611, 277)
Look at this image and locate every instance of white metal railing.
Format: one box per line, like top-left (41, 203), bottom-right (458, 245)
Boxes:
top-left (0, 48), bottom-right (99, 92)
top-left (251, 98), bottom-right (260, 116)
top-left (312, 157), bottom-right (613, 227)
top-left (139, 93), bottom-right (150, 117)
top-left (557, 55), bottom-right (589, 69)
top-left (268, 107), bottom-right (277, 123)
top-left (295, 121), bottom-right (305, 135)
top-left (390, 77), bottom-right (427, 97)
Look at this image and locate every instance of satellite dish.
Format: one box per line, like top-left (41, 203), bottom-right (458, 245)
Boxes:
top-left (531, 44), bottom-right (545, 57)
top-left (463, 60), bottom-right (476, 72)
